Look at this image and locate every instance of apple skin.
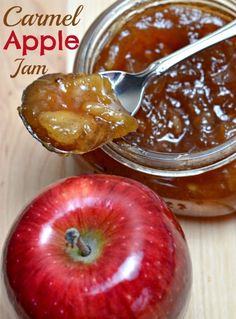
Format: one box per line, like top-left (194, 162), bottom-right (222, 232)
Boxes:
top-left (2, 175), bottom-right (192, 319)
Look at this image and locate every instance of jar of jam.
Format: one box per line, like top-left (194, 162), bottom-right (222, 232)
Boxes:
top-left (74, 0), bottom-right (236, 217)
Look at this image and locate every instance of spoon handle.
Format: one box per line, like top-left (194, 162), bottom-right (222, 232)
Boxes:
top-left (141, 19), bottom-right (236, 81)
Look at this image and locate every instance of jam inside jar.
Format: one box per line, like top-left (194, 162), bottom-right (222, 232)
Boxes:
top-left (74, 0), bottom-right (236, 217)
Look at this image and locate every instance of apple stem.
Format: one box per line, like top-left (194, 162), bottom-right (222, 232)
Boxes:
top-left (65, 228), bottom-right (91, 257)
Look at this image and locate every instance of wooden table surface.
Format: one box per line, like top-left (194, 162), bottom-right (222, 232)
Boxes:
top-left (1, 1), bottom-right (236, 318)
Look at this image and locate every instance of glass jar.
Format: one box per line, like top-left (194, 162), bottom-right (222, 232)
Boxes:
top-left (74, 0), bottom-right (236, 217)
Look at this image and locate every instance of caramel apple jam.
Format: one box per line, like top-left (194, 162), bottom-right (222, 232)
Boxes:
top-left (95, 4), bottom-right (236, 153)
top-left (19, 73), bottom-right (138, 154)
top-left (79, 2), bottom-right (236, 216)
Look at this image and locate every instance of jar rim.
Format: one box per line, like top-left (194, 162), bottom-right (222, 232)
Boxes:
top-left (74, 0), bottom-right (236, 177)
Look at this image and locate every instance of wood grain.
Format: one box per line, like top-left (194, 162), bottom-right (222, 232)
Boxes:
top-left (0, 1), bottom-right (236, 318)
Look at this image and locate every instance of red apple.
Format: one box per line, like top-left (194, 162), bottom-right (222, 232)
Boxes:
top-left (2, 175), bottom-right (192, 319)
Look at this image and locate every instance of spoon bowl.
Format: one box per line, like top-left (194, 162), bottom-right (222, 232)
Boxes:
top-left (100, 71), bottom-right (145, 115)
top-left (18, 19), bottom-right (236, 156)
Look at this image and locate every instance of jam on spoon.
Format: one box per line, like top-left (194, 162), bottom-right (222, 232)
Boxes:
top-left (18, 73), bottom-right (138, 154)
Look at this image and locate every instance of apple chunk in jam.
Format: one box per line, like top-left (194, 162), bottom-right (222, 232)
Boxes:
top-left (18, 73), bottom-right (138, 154)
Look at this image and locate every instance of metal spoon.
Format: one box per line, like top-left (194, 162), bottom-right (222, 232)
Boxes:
top-left (100, 19), bottom-right (236, 115)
